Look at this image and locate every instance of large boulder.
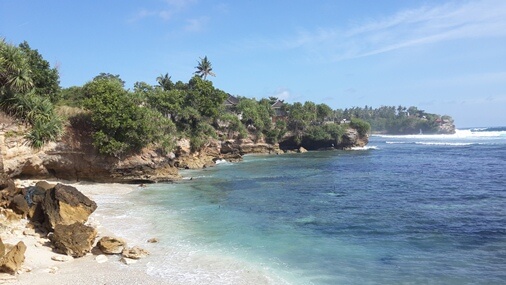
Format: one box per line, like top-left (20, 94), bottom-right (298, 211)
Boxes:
top-left (9, 194), bottom-right (29, 217)
top-left (51, 222), bottom-right (97, 257)
top-left (97, 236), bottom-right (127, 254)
top-left (0, 241), bottom-right (26, 274)
top-left (42, 183), bottom-right (97, 231)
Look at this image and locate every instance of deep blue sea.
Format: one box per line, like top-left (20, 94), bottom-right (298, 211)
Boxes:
top-left (97, 128), bottom-right (506, 284)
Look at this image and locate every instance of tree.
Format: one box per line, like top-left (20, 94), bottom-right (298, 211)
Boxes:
top-left (18, 41), bottom-right (60, 102)
top-left (194, 56), bottom-right (215, 80)
top-left (316, 103), bottom-right (333, 123)
top-left (156, 73), bottom-right (173, 91)
top-left (83, 76), bottom-right (164, 157)
top-left (0, 40), bottom-right (33, 95)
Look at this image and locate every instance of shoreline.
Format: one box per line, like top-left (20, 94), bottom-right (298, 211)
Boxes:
top-left (4, 180), bottom-right (285, 285)
top-left (2, 180), bottom-right (169, 285)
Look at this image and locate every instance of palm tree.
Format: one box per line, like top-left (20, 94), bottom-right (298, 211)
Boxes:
top-left (156, 73), bottom-right (173, 91)
top-left (0, 40), bottom-right (33, 94)
top-left (194, 56), bottom-right (215, 80)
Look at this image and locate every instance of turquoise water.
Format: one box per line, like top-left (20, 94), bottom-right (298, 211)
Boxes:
top-left (101, 128), bottom-right (506, 284)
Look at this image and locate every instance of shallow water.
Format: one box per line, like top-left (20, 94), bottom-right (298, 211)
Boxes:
top-left (97, 128), bottom-right (506, 284)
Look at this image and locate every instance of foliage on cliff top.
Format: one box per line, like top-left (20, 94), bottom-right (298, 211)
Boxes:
top-left (0, 39), bottom-right (62, 147)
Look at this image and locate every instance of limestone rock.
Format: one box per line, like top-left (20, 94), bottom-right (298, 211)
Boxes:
top-left (122, 246), bottom-right (149, 259)
top-left (97, 236), bottom-right (127, 254)
top-left (0, 238), bottom-right (5, 258)
top-left (42, 183), bottom-right (97, 231)
top-left (0, 241), bottom-right (26, 274)
top-left (9, 194), bottom-right (29, 217)
top-left (298, 147), bottom-right (308, 153)
top-left (51, 222), bottom-right (97, 257)
top-left (35, 181), bottom-right (56, 191)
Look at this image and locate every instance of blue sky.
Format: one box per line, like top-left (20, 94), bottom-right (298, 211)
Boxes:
top-left (1, 0), bottom-right (505, 127)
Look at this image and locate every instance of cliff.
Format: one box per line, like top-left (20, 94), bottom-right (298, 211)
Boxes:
top-left (1, 121), bottom-right (368, 183)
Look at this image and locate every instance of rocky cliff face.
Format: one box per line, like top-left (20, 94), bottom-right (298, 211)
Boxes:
top-left (279, 128), bottom-right (369, 151)
top-left (1, 122), bottom-right (368, 183)
top-left (2, 124), bottom-right (179, 183)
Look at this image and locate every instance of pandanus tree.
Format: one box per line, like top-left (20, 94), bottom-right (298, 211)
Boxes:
top-left (194, 56), bottom-right (215, 80)
top-left (0, 39), bottom-right (33, 95)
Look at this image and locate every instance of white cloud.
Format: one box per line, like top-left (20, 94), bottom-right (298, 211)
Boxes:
top-left (184, 17), bottom-right (209, 32)
top-left (131, 0), bottom-right (198, 22)
top-left (238, 0), bottom-right (506, 61)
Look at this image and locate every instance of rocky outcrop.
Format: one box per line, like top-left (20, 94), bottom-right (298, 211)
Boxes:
top-left (97, 236), bottom-right (127, 254)
top-left (0, 241), bottom-right (26, 274)
top-left (2, 124), bottom-right (180, 183)
top-left (279, 128), bottom-right (369, 151)
top-left (339, 128), bottom-right (368, 149)
top-left (221, 138), bottom-right (278, 155)
top-left (50, 222), bottom-right (97, 257)
top-left (42, 184), bottom-right (97, 231)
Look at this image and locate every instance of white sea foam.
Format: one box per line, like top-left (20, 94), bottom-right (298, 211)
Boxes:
top-left (375, 128), bottom-right (506, 139)
top-left (349, 145), bottom-right (378, 150)
top-left (414, 142), bottom-right (475, 146)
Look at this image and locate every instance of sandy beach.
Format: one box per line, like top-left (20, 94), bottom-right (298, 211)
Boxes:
top-left (1, 181), bottom-right (170, 285)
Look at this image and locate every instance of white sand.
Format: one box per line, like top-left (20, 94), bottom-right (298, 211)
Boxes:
top-left (2, 180), bottom-right (286, 285)
top-left (1, 180), bottom-right (170, 285)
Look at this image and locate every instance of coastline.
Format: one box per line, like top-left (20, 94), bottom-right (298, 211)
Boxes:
top-left (4, 180), bottom-right (284, 285)
top-left (2, 180), bottom-right (167, 285)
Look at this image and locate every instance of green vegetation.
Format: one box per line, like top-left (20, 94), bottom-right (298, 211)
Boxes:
top-left (2, 38), bottom-right (453, 157)
top-left (0, 39), bottom-right (62, 147)
top-left (335, 106), bottom-right (453, 134)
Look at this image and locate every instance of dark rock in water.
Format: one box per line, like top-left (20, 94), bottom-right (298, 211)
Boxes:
top-left (97, 236), bottom-right (127, 254)
top-left (0, 241), bottom-right (26, 274)
top-left (9, 194), bottom-right (29, 217)
top-left (42, 183), bottom-right (97, 231)
top-left (51, 222), bottom-right (97, 257)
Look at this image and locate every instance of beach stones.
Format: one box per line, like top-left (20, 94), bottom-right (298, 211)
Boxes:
top-left (122, 246), bottom-right (149, 259)
top-left (0, 241), bottom-right (26, 274)
top-left (51, 222), bottom-right (97, 257)
top-left (97, 236), bottom-right (127, 254)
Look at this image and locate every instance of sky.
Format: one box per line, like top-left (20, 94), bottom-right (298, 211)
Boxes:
top-left (1, 0), bottom-right (506, 127)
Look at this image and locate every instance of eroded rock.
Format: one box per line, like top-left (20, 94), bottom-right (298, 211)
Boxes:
top-left (0, 241), bottom-right (26, 274)
top-left (42, 184), bottom-right (97, 231)
top-left (51, 222), bottom-right (97, 257)
top-left (97, 236), bottom-right (127, 254)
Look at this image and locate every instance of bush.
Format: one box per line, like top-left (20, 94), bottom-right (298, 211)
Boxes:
top-left (350, 118), bottom-right (370, 136)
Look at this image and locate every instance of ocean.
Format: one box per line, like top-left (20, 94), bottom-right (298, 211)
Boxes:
top-left (92, 127), bottom-right (506, 284)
